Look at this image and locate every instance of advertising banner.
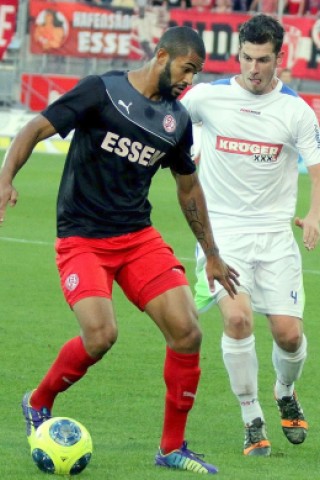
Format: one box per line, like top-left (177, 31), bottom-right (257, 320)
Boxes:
top-left (169, 10), bottom-right (320, 80)
top-left (28, 1), bottom-right (320, 80)
top-left (0, 0), bottom-right (18, 60)
top-left (300, 93), bottom-right (320, 122)
top-left (29, 1), bottom-right (134, 58)
top-left (20, 73), bottom-right (80, 111)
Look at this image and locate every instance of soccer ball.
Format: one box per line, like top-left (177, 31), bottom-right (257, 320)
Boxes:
top-left (31, 417), bottom-right (93, 475)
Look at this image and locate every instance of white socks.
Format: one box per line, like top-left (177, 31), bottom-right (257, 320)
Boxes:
top-left (273, 334), bottom-right (307, 399)
top-left (221, 333), bottom-right (263, 424)
top-left (221, 332), bottom-right (307, 424)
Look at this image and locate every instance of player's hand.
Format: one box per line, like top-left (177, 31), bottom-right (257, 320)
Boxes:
top-left (206, 255), bottom-right (240, 299)
top-left (294, 216), bottom-right (320, 250)
top-left (0, 178), bottom-right (18, 224)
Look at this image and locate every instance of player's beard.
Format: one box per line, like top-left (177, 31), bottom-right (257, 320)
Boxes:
top-left (158, 60), bottom-right (176, 100)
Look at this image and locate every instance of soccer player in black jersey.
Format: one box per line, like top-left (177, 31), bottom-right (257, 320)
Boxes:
top-left (0, 26), bottom-right (239, 474)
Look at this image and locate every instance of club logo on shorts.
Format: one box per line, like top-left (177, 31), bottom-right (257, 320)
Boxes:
top-left (172, 267), bottom-right (183, 275)
top-left (65, 273), bottom-right (79, 291)
top-left (163, 115), bottom-right (176, 133)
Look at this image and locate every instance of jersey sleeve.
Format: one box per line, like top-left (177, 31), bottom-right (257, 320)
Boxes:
top-left (180, 84), bottom-right (203, 124)
top-left (163, 117), bottom-right (196, 175)
top-left (41, 76), bottom-right (106, 138)
top-left (296, 101), bottom-right (320, 167)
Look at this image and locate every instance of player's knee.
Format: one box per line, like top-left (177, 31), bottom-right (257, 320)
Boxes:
top-left (276, 331), bottom-right (303, 353)
top-left (170, 323), bottom-right (202, 353)
top-left (186, 325), bottom-right (202, 351)
top-left (225, 311), bottom-right (252, 337)
top-left (83, 325), bottom-right (118, 357)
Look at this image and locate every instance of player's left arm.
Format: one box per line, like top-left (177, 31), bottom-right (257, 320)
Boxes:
top-left (295, 163), bottom-right (320, 250)
top-left (171, 169), bottom-right (239, 298)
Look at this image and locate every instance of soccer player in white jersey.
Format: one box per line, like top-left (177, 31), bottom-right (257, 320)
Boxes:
top-left (181, 14), bottom-right (320, 456)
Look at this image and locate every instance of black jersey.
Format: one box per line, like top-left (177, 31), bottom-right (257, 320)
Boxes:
top-left (42, 71), bottom-right (196, 238)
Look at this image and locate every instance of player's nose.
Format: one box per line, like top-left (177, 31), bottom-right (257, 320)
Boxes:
top-left (250, 60), bottom-right (260, 73)
top-left (183, 71), bottom-right (195, 85)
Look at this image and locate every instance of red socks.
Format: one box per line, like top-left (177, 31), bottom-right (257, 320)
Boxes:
top-left (31, 339), bottom-right (201, 454)
top-left (31, 336), bottom-right (99, 411)
top-left (160, 346), bottom-right (201, 454)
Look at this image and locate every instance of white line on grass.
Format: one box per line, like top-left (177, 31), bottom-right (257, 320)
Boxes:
top-left (0, 236), bottom-right (53, 246)
top-left (0, 237), bottom-right (319, 276)
top-left (303, 269), bottom-right (320, 276)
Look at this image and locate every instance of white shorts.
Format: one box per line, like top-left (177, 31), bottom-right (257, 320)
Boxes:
top-left (195, 230), bottom-right (305, 317)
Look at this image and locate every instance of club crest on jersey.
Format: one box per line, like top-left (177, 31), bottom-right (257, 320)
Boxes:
top-left (216, 136), bottom-right (283, 162)
top-left (65, 274), bottom-right (79, 291)
top-left (163, 115), bottom-right (176, 133)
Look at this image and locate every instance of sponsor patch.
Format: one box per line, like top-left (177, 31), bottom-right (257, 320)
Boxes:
top-left (216, 136), bottom-right (283, 160)
top-left (101, 131), bottom-right (165, 166)
top-left (240, 108), bottom-right (261, 115)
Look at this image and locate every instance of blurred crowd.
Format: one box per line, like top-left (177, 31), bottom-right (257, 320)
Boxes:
top-left (85, 0), bottom-right (319, 16)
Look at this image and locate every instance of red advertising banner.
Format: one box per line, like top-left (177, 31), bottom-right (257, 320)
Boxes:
top-left (169, 10), bottom-right (320, 81)
top-left (300, 93), bottom-right (320, 122)
top-left (20, 73), bottom-right (320, 119)
top-left (28, 1), bottom-right (320, 80)
top-left (29, 1), bottom-right (134, 58)
top-left (0, 0), bottom-right (18, 60)
top-left (20, 73), bottom-right (80, 111)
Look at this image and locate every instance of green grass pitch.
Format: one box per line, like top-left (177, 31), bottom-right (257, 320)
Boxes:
top-left (0, 151), bottom-right (319, 479)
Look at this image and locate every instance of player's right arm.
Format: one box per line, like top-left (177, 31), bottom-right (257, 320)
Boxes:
top-left (0, 114), bottom-right (57, 223)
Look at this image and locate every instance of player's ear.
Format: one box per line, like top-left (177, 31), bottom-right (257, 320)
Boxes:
top-left (156, 47), bottom-right (169, 65)
top-left (277, 50), bottom-right (285, 66)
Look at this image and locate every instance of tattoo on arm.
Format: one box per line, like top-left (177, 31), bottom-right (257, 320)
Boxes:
top-left (184, 198), bottom-right (219, 255)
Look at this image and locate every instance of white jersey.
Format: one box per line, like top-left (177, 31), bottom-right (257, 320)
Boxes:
top-left (181, 77), bottom-right (320, 233)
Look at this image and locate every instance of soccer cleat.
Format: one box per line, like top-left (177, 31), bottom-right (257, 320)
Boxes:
top-left (22, 391), bottom-right (51, 445)
top-left (155, 441), bottom-right (218, 474)
top-left (275, 391), bottom-right (308, 444)
top-left (243, 417), bottom-right (271, 456)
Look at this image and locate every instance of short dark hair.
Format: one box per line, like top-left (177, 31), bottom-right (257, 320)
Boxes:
top-left (239, 14), bottom-right (285, 55)
top-left (155, 26), bottom-right (206, 61)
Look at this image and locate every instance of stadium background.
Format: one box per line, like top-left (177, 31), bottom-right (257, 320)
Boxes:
top-left (1, 1), bottom-right (319, 117)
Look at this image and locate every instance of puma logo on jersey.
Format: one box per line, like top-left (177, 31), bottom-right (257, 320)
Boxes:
top-left (101, 131), bottom-right (166, 166)
top-left (118, 100), bottom-right (132, 115)
top-left (216, 136), bottom-right (282, 160)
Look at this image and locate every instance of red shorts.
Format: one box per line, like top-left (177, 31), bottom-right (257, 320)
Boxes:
top-left (55, 226), bottom-right (189, 310)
